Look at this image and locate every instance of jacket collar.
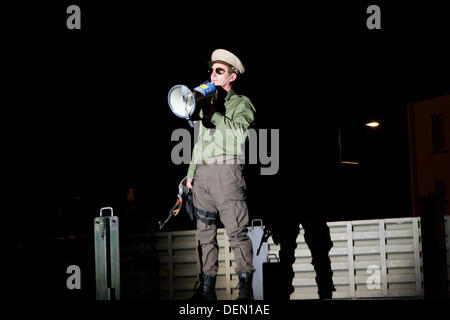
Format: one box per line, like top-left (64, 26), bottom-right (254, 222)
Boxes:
top-left (225, 88), bottom-right (236, 101)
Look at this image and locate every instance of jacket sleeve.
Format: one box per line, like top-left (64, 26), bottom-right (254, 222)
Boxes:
top-left (187, 123), bottom-right (204, 179)
top-left (211, 99), bottom-right (255, 143)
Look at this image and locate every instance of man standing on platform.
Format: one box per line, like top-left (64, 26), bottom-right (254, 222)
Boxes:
top-left (186, 48), bottom-right (256, 300)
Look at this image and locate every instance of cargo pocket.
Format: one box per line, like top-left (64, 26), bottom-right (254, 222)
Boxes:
top-left (221, 164), bottom-right (247, 201)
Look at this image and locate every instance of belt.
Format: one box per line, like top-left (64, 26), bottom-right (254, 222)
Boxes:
top-left (202, 155), bottom-right (244, 165)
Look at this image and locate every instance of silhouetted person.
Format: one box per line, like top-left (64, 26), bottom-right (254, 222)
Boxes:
top-left (268, 214), bottom-right (335, 300)
top-left (258, 57), bottom-right (339, 299)
top-left (260, 111), bottom-right (338, 299)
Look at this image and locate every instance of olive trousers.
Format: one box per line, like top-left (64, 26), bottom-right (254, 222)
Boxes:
top-left (193, 163), bottom-right (255, 276)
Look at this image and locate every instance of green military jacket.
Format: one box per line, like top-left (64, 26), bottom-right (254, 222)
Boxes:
top-left (187, 88), bottom-right (256, 179)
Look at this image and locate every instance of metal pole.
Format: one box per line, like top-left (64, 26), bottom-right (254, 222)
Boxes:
top-left (248, 219), bottom-right (268, 300)
top-left (94, 207), bottom-right (121, 300)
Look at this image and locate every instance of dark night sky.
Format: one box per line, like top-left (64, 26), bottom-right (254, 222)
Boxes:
top-left (5, 1), bottom-right (450, 239)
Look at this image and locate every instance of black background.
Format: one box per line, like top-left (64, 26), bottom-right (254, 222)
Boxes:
top-left (5, 0), bottom-right (450, 308)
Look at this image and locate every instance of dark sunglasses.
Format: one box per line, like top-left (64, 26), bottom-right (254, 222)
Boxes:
top-left (208, 67), bottom-right (226, 75)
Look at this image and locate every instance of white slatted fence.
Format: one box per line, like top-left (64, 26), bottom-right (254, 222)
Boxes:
top-left (155, 217), bottom-right (424, 300)
top-left (267, 217), bottom-right (424, 299)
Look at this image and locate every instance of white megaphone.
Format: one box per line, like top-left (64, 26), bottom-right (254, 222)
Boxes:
top-left (168, 82), bottom-right (216, 127)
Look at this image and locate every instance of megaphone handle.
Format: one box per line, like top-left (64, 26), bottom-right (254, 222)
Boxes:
top-left (182, 99), bottom-right (194, 127)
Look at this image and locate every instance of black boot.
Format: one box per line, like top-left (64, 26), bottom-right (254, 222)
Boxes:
top-left (189, 274), bottom-right (204, 301)
top-left (236, 272), bottom-right (253, 300)
top-left (202, 274), bottom-right (217, 301)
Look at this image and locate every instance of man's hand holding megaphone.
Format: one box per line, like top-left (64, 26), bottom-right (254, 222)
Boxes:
top-left (201, 85), bottom-right (227, 127)
top-left (213, 84), bottom-right (227, 113)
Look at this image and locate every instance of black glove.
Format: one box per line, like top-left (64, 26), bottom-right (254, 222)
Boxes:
top-left (213, 85), bottom-right (227, 115)
top-left (200, 85), bottom-right (226, 128)
top-left (201, 100), bottom-right (216, 120)
top-left (200, 99), bottom-right (216, 128)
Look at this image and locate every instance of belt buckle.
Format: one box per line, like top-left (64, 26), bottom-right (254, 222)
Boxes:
top-left (203, 157), bottom-right (216, 165)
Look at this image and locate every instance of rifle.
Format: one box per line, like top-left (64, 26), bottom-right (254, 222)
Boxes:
top-left (256, 225), bottom-right (273, 256)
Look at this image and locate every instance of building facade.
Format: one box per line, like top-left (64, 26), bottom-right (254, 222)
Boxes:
top-left (408, 94), bottom-right (450, 217)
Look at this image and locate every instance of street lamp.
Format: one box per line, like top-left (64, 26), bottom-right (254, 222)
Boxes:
top-left (365, 121), bottom-right (381, 128)
top-left (338, 121), bottom-right (382, 189)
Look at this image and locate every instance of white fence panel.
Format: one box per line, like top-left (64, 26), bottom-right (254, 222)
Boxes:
top-left (156, 217), bottom-right (424, 300)
top-left (267, 218), bottom-right (423, 299)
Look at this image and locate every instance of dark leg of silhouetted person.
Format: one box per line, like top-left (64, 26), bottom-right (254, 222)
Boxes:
top-left (302, 219), bottom-right (336, 299)
top-left (273, 222), bottom-right (300, 300)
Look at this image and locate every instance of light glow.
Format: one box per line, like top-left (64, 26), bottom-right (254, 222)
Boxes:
top-left (365, 121), bottom-right (380, 127)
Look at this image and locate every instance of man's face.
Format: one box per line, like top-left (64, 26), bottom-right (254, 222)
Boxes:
top-left (209, 62), bottom-right (236, 91)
